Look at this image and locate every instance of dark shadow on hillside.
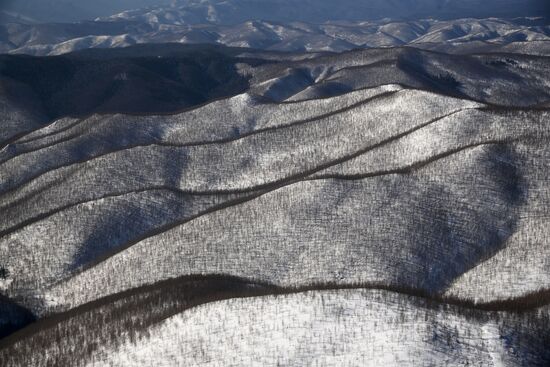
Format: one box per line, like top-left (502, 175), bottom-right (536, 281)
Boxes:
top-left (69, 149), bottom-right (191, 271)
top-left (396, 48), bottom-right (467, 99)
top-left (0, 44), bottom-right (263, 122)
top-left (0, 295), bottom-right (35, 340)
top-left (398, 144), bottom-right (525, 293)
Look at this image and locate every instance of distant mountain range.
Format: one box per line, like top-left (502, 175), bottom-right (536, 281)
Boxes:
top-left (2, 16), bottom-right (550, 55)
top-left (2, 0), bottom-right (549, 24)
top-left (0, 1), bottom-right (172, 23)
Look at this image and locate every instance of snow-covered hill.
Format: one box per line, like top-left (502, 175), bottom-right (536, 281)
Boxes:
top-left (85, 289), bottom-right (550, 366)
top-left (0, 43), bottom-right (549, 364)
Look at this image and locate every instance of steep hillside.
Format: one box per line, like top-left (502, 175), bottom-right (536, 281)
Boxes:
top-left (0, 83), bottom-right (548, 316)
top-left (0, 43), bottom-right (549, 364)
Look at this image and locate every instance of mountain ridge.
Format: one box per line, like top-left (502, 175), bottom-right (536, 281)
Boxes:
top-left (2, 17), bottom-right (550, 55)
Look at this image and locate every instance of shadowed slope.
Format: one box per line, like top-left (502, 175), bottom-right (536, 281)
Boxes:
top-left (0, 44), bottom-right (258, 146)
top-left (0, 295), bottom-right (35, 339)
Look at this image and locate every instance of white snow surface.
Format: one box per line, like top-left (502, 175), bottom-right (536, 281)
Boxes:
top-left (90, 289), bottom-right (518, 367)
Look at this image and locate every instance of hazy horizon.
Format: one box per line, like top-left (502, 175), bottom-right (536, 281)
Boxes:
top-left (1, 0), bottom-right (549, 24)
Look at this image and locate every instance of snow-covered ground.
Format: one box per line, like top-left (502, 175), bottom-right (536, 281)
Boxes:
top-left (0, 84), bottom-right (547, 317)
top-left (90, 289), bottom-right (550, 366)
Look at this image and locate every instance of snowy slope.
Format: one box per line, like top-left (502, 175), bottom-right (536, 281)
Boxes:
top-left (4, 288), bottom-right (548, 366)
top-left (0, 42), bottom-right (549, 365)
top-left (92, 290), bottom-right (550, 367)
top-left (0, 85), bottom-right (548, 316)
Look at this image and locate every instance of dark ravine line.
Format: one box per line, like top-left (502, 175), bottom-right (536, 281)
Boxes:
top-left (0, 138), bottom-right (516, 239)
top-left (0, 128), bottom-right (45, 154)
top-left (3, 79), bottom-right (546, 171)
top-left (0, 166), bottom-right (80, 215)
top-left (0, 110), bottom-right (66, 151)
top-left (0, 186), bottom-right (254, 239)
top-left (0, 89), bottom-right (399, 174)
top-left (0, 83), bottom-right (402, 162)
top-left (0, 97), bottom-right (469, 206)
top-left (0, 274), bottom-right (275, 352)
top-left (12, 117), bottom-right (88, 146)
top-left (12, 112), bottom-right (104, 147)
top-left (274, 283), bottom-right (550, 313)
top-left (308, 139), bottom-right (517, 181)
top-left (0, 130), bottom-right (86, 167)
top-left (0, 118), bottom-right (119, 167)
top-left (0, 115), bottom-right (113, 166)
top-left (480, 104), bottom-right (550, 113)
top-left (472, 49), bottom-right (550, 60)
